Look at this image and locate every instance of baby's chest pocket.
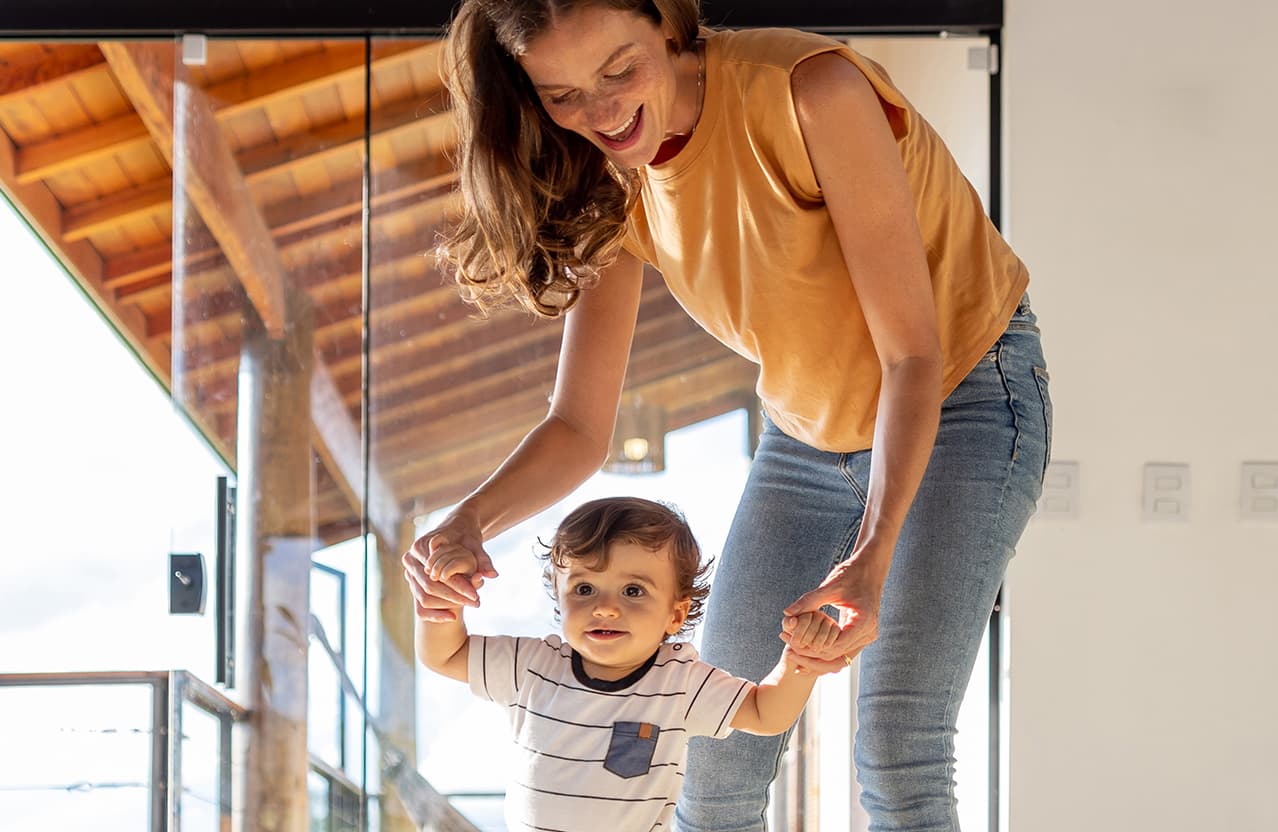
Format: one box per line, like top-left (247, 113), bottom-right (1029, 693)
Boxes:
top-left (603, 721), bottom-right (660, 779)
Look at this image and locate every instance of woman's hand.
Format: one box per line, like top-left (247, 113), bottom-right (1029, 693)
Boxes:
top-left (402, 507), bottom-right (499, 622)
top-left (780, 610), bottom-right (845, 676)
top-left (780, 542), bottom-right (893, 672)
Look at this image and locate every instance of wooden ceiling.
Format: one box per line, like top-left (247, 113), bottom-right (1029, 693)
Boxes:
top-left (0, 38), bottom-right (757, 546)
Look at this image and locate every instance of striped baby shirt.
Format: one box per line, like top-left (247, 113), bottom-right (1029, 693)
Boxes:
top-left (468, 634), bottom-right (753, 832)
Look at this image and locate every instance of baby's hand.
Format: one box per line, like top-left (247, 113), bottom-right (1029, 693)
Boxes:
top-left (780, 611), bottom-right (849, 676)
top-left (426, 542), bottom-right (480, 588)
top-left (784, 610), bottom-right (840, 653)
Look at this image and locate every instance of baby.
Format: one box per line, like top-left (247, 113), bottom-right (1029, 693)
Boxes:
top-left (414, 496), bottom-right (843, 832)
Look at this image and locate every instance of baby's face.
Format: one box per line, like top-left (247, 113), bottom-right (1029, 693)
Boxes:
top-left (555, 542), bottom-right (691, 682)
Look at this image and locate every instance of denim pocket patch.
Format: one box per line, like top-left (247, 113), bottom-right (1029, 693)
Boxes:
top-left (603, 721), bottom-right (659, 779)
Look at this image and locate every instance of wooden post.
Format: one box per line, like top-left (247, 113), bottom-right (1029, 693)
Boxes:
top-left (378, 521), bottom-right (422, 832)
top-left (238, 292), bottom-right (315, 832)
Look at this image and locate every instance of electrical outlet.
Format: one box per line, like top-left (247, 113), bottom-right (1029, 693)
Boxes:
top-left (1143, 463), bottom-right (1190, 522)
top-left (1240, 462), bottom-right (1278, 521)
top-left (1037, 460), bottom-right (1079, 519)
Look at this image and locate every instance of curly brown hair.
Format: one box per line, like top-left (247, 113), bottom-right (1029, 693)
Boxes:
top-left (436, 0), bottom-right (702, 317)
top-left (539, 496), bottom-right (712, 637)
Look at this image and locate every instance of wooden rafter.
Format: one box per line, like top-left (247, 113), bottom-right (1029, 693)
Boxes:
top-left (0, 44), bottom-right (106, 103)
top-left (60, 85), bottom-right (452, 243)
top-left (14, 40), bottom-right (440, 185)
top-left (99, 40), bottom-right (401, 546)
top-left (400, 357), bottom-right (759, 512)
top-left (373, 335), bottom-right (746, 465)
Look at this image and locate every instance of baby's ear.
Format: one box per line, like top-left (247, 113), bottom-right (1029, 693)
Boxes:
top-left (667, 597), bottom-right (692, 635)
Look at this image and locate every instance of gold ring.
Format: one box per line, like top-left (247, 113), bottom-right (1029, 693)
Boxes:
top-left (843, 655), bottom-right (853, 667)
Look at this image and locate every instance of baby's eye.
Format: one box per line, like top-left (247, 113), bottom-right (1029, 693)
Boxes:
top-left (622, 585), bottom-right (645, 598)
top-left (573, 583), bottom-right (595, 596)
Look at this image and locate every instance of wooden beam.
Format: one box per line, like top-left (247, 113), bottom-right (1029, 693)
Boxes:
top-left (173, 279), bottom-right (469, 399)
top-left (112, 175), bottom-right (456, 308)
top-left (238, 298), bottom-right (314, 832)
top-left (376, 340), bottom-right (749, 471)
top-left (15, 40), bottom-right (439, 185)
top-left (394, 389), bottom-right (751, 516)
top-left (100, 42), bottom-right (289, 334)
top-left (354, 273), bottom-right (674, 405)
top-left (399, 357), bottom-right (759, 512)
top-left (63, 176), bottom-right (174, 241)
top-left (100, 41), bottom-right (402, 547)
top-left (369, 299), bottom-right (700, 431)
top-left (310, 365), bottom-right (401, 554)
top-left (378, 332), bottom-right (735, 497)
top-left (0, 44), bottom-right (107, 103)
top-left (152, 214), bottom-right (440, 340)
top-left (98, 152), bottom-right (451, 293)
top-left (60, 85), bottom-right (452, 242)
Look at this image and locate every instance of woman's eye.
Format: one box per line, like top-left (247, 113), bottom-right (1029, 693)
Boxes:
top-left (549, 91), bottom-right (576, 106)
top-left (623, 585), bottom-right (644, 598)
top-left (603, 65), bottom-right (634, 82)
top-left (573, 584), bottom-right (594, 596)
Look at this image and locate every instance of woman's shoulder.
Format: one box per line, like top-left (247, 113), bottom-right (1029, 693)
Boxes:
top-left (711, 26), bottom-right (848, 73)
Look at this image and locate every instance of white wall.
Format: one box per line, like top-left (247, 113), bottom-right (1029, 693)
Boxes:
top-left (1004, 2), bottom-right (1278, 829)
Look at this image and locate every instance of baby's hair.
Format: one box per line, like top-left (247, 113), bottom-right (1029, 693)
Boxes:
top-left (539, 496), bottom-right (712, 637)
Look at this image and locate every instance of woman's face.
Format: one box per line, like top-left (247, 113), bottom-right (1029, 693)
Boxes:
top-left (517, 5), bottom-right (686, 168)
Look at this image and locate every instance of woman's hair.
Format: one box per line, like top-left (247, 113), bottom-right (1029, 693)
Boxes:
top-left (539, 496), bottom-right (712, 637)
top-left (437, 0), bottom-right (701, 317)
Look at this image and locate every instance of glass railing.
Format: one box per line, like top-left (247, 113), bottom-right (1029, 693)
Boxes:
top-left (0, 670), bottom-right (243, 831)
top-left (0, 669), bottom-right (380, 831)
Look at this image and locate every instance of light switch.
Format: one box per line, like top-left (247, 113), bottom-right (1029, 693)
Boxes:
top-left (1143, 463), bottom-right (1190, 522)
top-left (1240, 462), bottom-right (1278, 521)
top-left (1037, 460), bottom-right (1080, 519)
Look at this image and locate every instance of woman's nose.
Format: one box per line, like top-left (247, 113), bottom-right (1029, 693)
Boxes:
top-left (584, 96), bottom-right (621, 130)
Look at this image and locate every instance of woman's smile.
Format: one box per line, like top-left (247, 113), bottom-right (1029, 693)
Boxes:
top-left (597, 106), bottom-right (644, 149)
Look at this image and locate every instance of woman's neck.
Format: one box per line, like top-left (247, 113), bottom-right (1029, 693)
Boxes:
top-left (652, 40), bottom-right (704, 165)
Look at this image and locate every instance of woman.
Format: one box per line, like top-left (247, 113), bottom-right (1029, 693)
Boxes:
top-left (401, 0), bottom-right (1052, 829)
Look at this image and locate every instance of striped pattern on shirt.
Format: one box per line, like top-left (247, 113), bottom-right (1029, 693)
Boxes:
top-left (468, 634), bottom-right (752, 832)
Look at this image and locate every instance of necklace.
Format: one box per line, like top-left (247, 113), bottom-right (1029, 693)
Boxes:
top-left (650, 40), bottom-right (704, 165)
top-left (667, 39), bottom-right (705, 139)
top-left (692, 38), bottom-right (705, 131)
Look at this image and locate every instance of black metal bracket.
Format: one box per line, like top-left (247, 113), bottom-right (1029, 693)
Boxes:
top-left (169, 553), bottom-right (206, 615)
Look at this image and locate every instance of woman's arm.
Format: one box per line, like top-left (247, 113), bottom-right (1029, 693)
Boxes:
top-left (402, 251), bottom-right (646, 618)
top-left (782, 52), bottom-right (944, 660)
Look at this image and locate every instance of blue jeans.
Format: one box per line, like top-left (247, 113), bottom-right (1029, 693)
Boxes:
top-left (676, 297), bottom-right (1051, 832)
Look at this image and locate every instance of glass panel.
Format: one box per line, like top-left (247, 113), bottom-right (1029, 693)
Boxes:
top-left (168, 34), bottom-right (372, 824)
top-left (0, 186), bottom-right (227, 680)
top-left (179, 698), bottom-right (224, 831)
top-left (309, 769), bottom-right (332, 830)
top-left (0, 683), bottom-right (154, 828)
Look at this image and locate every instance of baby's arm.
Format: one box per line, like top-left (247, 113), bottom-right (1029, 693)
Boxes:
top-left (416, 611), bottom-right (471, 683)
top-left (730, 612), bottom-right (842, 736)
top-left (413, 541), bottom-right (478, 682)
